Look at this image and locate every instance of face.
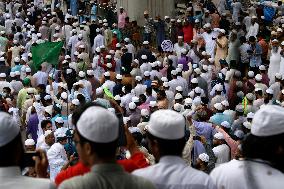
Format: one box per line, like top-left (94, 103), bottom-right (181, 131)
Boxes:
top-left (73, 130), bottom-right (90, 166)
top-left (25, 145), bottom-right (35, 152)
top-left (213, 138), bottom-right (219, 146)
top-left (45, 133), bottom-right (55, 146)
top-left (45, 123), bottom-right (52, 131)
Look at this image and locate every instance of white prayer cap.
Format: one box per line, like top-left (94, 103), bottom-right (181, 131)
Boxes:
top-left (221, 121), bottom-right (231, 128)
top-left (25, 67), bottom-right (31, 73)
top-left (44, 95), bottom-right (51, 100)
top-left (142, 41), bottom-right (149, 45)
top-left (129, 102), bottom-right (136, 110)
top-left (77, 106), bottom-right (119, 142)
top-left (164, 16), bottom-right (170, 19)
top-left (146, 110), bottom-right (185, 139)
top-left (177, 19), bottom-right (182, 23)
top-left (96, 28), bottom-right (100, 32)
top-left (79, 44), bottom-right (85, 49)
top-left (171, 19), bottom-right (176, 22)
top-left (55, 117), bottom-right (64, 124)
top-left (176, 86), bottom-right (183, 92)
top-left (219, 29), bottom-right (226, 34)
top-left (195, 19), bottom-right (200, 23)
top-left (261, 15), bottom-right (265, 19)
top-left (266, 88), bottom-right (274, 95)
top-left (163, 82), bottom-right (169, 88)
top-left (59, 92), bottom-right (67, 100)
top-left (275, 73), bottom-right (282, 80)
top-left (25, 139), bottom-right (35, 146)
top-left (141, 55), bottom-right (147, 59)
top-left (255, 74), bottom-right (262, 81)
top-left (0, 57), bottom-right (4, 61)
top-left (215, 84), bottom-right (223, 92)
top-left (161, 77), bottom-right (168, 82)
top-left (272, 31), bottom-right (277, 35)
top-left (171, 70), bottom-right (177, 76)
top-left (104, 71), bottom-right (110, 77)
top-left (78, 71), bottom-right (85, 78)
top-left (174, 103), bottom-right (183, 112)
top-left (44, 130), bottom-right (53, 137)
top-left (252, 15), bottom-right (257, 19)
top-left (124, 38), bottom-right (130, 42)
top-left (202, 65), bottom-right (208, 71)
top-left (103, 19), bottom-right (107, 23)
top-left (243, 121), bottom-right (252, 130)
top-left (114, 95), bottom-right (121, 101)
top-left (141, 109), bottom-right (150, 117)
top-left (106, 63), bottom-right (112, 68)
top-left (175, 93), bottom-right (183, 100)
top-left (98, 20), bottom-right (103, 24)
top-left (0, 73), bottom-right (6, 78)
top-left (214, 132), bottom-right (224, 140)
top-left (128, 127), bottom-right (141, 134)
top-left (194, 68), bottom-right (201, 75)
top-left (34, 95), bottom-right (41, 101)
top-left (15, 71), bottom-right (20, 76)
top-left (198, 153), bottom-right (209, 162)
top-left (235, 22), bottom-right (241, 25)
top-left (132, 96), bottom-right (139, 103)
top-left (115, 43), bottom-right (121, 48)
top-left (71, 99), bottom-right (79, 106)
top-left (236, 105), bottom-right (244, 113)
top-left (277, 28), bottom-right (283, 32)
top-left (281, 41), bottom-right (284, 46)
top-left (135, 76), bottom-right (142, 81)
top-left (149, 101), bottom-right (157, 107)
top-left (272, 39), bottom-right (279, 43)
top-left (116, 74), bottom-right (122, 80)
top-left (144, 71), bottom-right (150, 77)
top-left (259, 65), bottom-right (266, 71)
top-left (184, 98), bottom-right (193, 105)
top-left (247, 112), bottom-right (255, 119)
top-left (14, 57), bottom-right (20, 63)
top-left (191, 77), bottom-right (198, 84)
top-left (109, 50), bottom-right (115, 54)
top-left (86, 70), bottom-right (94, 76)
top-left (10, 72), bottom-right (15, 77)
top-left (255, 88), bottom-right (262, 92)
top-left (234, 130), bottom-right (244, 139)
top-left (194, 87), bottom-right (202, 94)
top-left (221, 100), bottom-right (229, 107)
top-left (151, 61), bottom-right (158, 67)
top-left (6, 14), bottom-right (11, 18)
top-left (176, 67), bottom-right (182, 73)
top-left (214, 103), bottom-right (223, 111)
top-left (208, 57), bottom-right (214, 63)
top-left (248, 71), bottom-right (254, 77)
top-left (0, 112), bottom-right (20, 147)
top-left (203, 23), bottom-right (211, 28)
top-left (246, 93), bottom-right (255, 101)
top-left (66, 69), bottom-right (72, 74)
top-left (74, 51), bottom-right (79, 56)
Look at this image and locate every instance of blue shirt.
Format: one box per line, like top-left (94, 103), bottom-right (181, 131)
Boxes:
top-left (209, 113), bottom-right (232, 125)
top-left (11, 65), bottom-right (22, 72)
top-left (248, 43), bottom-right (262, 67)
top-left (143, 79), bottom-right (152, 88)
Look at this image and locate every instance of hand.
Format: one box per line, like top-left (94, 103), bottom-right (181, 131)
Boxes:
top-left (33, 149), bottom-right (49, 178)
top-left (200, 136), bottom-right (207, 144)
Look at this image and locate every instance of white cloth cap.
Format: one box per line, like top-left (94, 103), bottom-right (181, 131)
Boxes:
top-left (106, 63), bottom-right (112, 68)
top-left (252, 105), bottom-right (284, 136)
top-left (221, 121), bottom-right (230, 128)
top-left (141, 55), bottom-right (147, 60)
top-left (275, 73), bottom-right (282, 80)
top-left (255, 74), bottom-right (262, 81)
top-left (55, 117), bottom-right (64, 124)
top-left (116, 74), bottom-right (122, 80)
top-left (26, 67), bottom-right (31, 72)
top-left (215, 84), bottom-right (223, 91)
top-left (114, 95), bottom-right (121, 101)
top-left (184, 98), bottom-right (193, 105)
top-left (194, 87), bottom-right (202, 94)
top-left (132, 96), bottom-right (139, 103)
top-left (266, 88), bottom-right (274, 95)
top-left (247, 112), bottom-right (255, 119)
top-left (173, 103), bottom-right (183, 112)
top-left (259, 65), bottom-right (266, 71)
top-left (0, 112), bottom-right (20, 147)
top-left (77, 106), bottom-right (119, 142)
top-left (44, 95), bottom-right (51, 100)
top-left (72, 99), bottom-right (80, 106)
top-left (214, 132), bottom-right (224, 140)
top-left (246, 93), bottom-right (254, 101)
top-left (87, 70), bottom-right (94, 76)
top-left (135, 76), bottom-right (142, 81)
top-left (25, 139), bottom-right (35, 146)
top-left (161, 77), bottom-right (168, 82)
top-left (194, 68), bottom-right (201, 75)
top-left (163, 82), bottom-right (169, 88)
top-left (191, 78), bottom-right (198, 84)
top-left (198, 153), bottom-right (209, 162)
top-left (144, 71), bottom-right (150, 77)
top-left (248, 71), bottom-right (254, 77)
top-left (141, 109), bottom-right (150, 116)
top-left (96, 87), bottom-right (103, 95)
top-left (234, 130), bottom-right (244, 139)
top-left (143, 41), bottom-right (149, 45)
top-left (175, 93), bottom-right (183, 100)
top-left (79, 71), bottom-right (85, 78)
top-left (44, 130), bottom-right (53, 137)
top-left (104, 72), bottom-right (110, 77)
top-left (10, 72), bottom-right (16, 77)
top-left (176, 86), bottom-right (183, 92)
top-left (146, 110), bottom-right (185, 139)
top-left (129, 102), bottom-right (137, 109)
top-left (61, 92), bottom-right (68, 99)
top-left (214, 103), bottom-right (223, 111)
top-left (243, 121), bottom-right (251, 130)
top-left (0, 73), bottom-right (6, 78)
top-left (149, 101), bottom-right (157, 107)
top-left (221, 100), bottom-right (229, 107)
top-left (128, 127), bottom-right (141, 134)
top-left (171, 70), bottom-right (177, 76)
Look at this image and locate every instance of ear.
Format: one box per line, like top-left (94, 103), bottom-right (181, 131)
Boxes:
top-left (84, 142), bottom-right (93, 156)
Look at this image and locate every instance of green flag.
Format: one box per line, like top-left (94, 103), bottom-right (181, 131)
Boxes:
top-left (31, 41), bottom-right (64, 71)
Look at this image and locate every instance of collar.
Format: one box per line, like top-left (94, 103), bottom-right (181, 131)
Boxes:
top-left (91, 163), bottom-right (124, 173)
top-left (0, 166), bottom-right (21, 177)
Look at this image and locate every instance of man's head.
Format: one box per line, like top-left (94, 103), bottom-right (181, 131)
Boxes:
top-left (145, 110), bottom-right (186, 161)
top-left (74, 106), bottom-right (119, 166)
top-left (41, 120), bottom-right (52, 132)
top-left (196, 153), bottom-right (209, 170)
top-left (243, 105), bottom-right (284, 172)
top-left (0, 112), bottom-right (23, 167)
top-left (213, 132), bottom-right (225, 146)
top-left (44, 130), bottom-right (55, 146)
top-left (24, 139), bottom-right (36, 151)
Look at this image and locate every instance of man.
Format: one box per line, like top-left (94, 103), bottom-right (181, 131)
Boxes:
top-left (58, 106), bottom-right (155, 189)
top-left (118, 7), bottom-right (127, 29)
top-left (24, 139), bottom-right (36, 152)
top-left (201, 23), bottom-right (218, 58)
top-left (246, 16), bottom-right (259, 39)
top-left (0, 112), bottom-right (55, 188)
top-left (37, 120), bottom-right (53, 149)
top-left (196, 153), bottom-right (211, 174)
top-left (38, 130), bottom-right (55, 152)
top-left (212, 132), bottom-right (230, 167)
top-left (132, 109), bottom-right (216, 189)
top-left (210, 105), bottom-right (284, 188)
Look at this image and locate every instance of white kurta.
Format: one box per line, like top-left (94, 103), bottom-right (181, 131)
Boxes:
top-left (268, 47), bottom-right (281, 85)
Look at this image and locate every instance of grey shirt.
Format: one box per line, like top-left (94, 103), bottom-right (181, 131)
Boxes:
top-left (59, 163), bottom-right (155, 189)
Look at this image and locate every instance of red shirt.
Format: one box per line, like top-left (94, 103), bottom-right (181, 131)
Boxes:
top-left (55, 152), bottom-right (149, 186)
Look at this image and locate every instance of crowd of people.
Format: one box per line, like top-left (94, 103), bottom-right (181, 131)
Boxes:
top-left (0, 0), bottom-right (284, 189)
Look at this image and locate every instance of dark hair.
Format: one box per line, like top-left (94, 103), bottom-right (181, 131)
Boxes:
top-left (3, 87), bottom-right (11, 93)
top-left (146, 87), bottom-right (152, 95)
top-left (77, 94), bottom-right (86, 104)
top-left (146, 132), bottom-right (186, 156)
top-left (139, 94), bottom-right (146, 103)
top-left (0, 133), bottom-right (23, 166)
top-left (242, 133), bottom-right (284, 162)
top-left (41, 119), bottom-right (52, 129)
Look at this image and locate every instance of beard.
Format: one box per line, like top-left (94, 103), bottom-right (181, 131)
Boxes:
top-left (272, 46), bottom-right (279, 53)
